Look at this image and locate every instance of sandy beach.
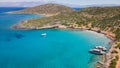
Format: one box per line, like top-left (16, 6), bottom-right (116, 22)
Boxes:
top-left (12, 20), bottom-right (119, 68)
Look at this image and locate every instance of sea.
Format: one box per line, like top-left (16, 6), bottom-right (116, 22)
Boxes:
top-left (0, 7), bottom-right (111, 68)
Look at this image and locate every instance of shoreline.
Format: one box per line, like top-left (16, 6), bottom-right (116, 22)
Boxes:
top-left (12, 22), bottom-right (116, 40)
top-left (6, 11), bottom-right (58, 17)
top-left (12, 19), bottom-right (117, 68)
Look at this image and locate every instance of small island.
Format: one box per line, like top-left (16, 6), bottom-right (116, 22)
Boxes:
top-left (12, 3), bottom-right (120, 68)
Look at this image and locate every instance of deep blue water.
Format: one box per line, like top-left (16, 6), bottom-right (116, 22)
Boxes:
top-left (0, 7), bottom-right (26, 13)
top-left (73, 8), bottom-right (83, 10)
top-left (0, 7), bottom-right (111, 68)
top-left (0, 7), bottom-right (82, 13)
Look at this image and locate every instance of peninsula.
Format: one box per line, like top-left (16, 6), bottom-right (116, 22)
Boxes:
top-left (13, 3), bottom-right (75, 16)
top-left (13, 3), bottom-right (120, 68)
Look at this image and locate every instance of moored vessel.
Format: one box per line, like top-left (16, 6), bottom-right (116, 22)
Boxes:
top-left (89, 46), bottom-right (107, 55)
top-left (41, 33), bottom-right (47, 36)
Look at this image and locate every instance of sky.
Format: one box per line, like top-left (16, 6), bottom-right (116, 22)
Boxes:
top-left (0, 0), bottom-right (120, 5)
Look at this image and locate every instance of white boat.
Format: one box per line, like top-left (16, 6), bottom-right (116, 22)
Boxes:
top-left (95, 46), bottom-right (107, 51)
top-left (41, 33), bottom-right (47, 36)
top-left (89, 49), bottom-right (106, 55)
top-left (89, 46), bottom-right (107, 55)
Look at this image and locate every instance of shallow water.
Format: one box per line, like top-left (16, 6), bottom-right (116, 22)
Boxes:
top-left (0, 8), bottom-right (111, 68)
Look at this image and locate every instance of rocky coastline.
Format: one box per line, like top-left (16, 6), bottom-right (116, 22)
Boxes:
top-left (12, 19), bottom-right (118, 68)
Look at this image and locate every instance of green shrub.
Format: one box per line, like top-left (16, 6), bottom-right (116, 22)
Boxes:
top-left (115, 55), bottom-right (119, 61)
top-left (115, 43), bottom-right (120, 49)
top-left (109, 55), bottom-right (119, 68)
top-left (111, 50), bottom-right (118, 54)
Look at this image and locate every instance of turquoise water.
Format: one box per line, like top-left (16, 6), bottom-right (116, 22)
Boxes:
top-left (0, 13), bottom-right (111, 68)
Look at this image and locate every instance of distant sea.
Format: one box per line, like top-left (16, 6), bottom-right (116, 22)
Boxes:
top-left (0, 7), bottom-right (82, 13)
top-left (73, 8), bottom-right (83, 10)
top-left (0, 7), bottom-right (111, 68)
top-left (0, 7), bottom-right (26, 13)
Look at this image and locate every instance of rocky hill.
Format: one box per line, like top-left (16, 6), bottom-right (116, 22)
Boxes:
top-left (14, 6), bottom-right (120, 41)
top-left (14, 3), bottom-right (75, 16)
top-left (13, 5), bottom-right (120, 68)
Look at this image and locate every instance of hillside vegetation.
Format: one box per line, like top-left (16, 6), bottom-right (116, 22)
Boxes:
top-left (13, 4), bottom-right (120, 68)
top-left (14, 3), bottom-right (75, 15)
top-left (14, 4), bottom-right (120, 41)
top-left (20, 6), bottom-right (120, 41)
